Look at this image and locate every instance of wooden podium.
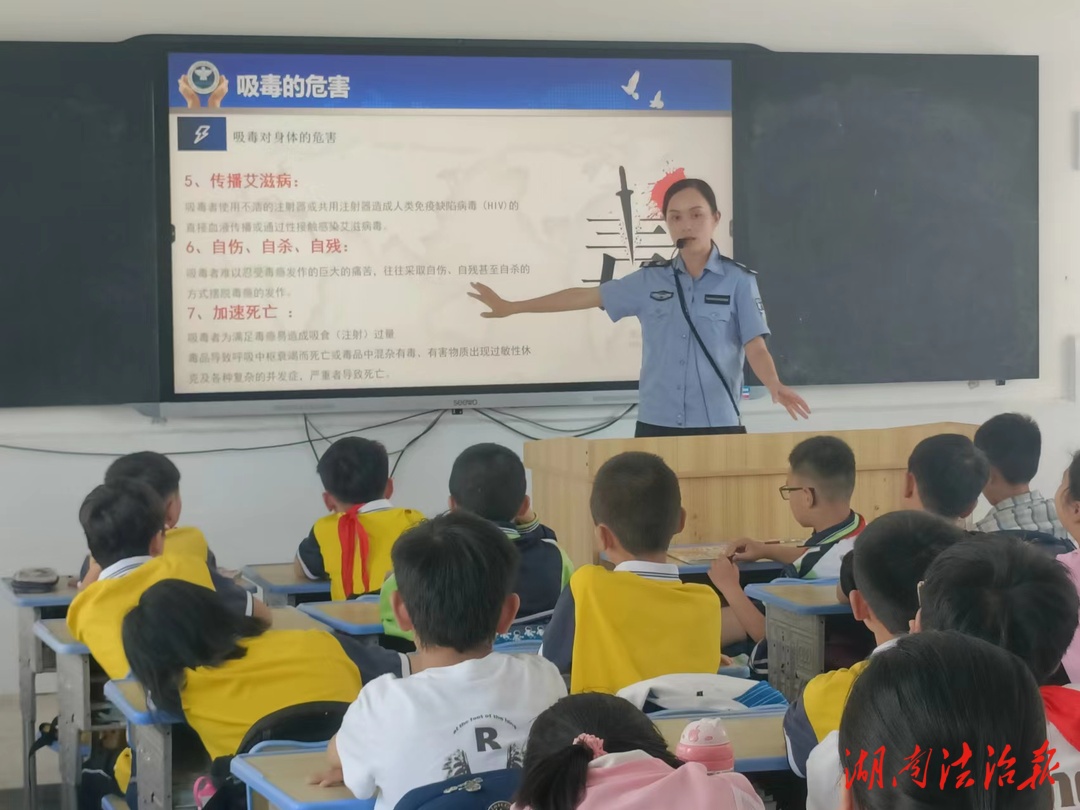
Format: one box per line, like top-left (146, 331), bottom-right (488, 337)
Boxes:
top-left (524, 422), bottom-right (977, 568)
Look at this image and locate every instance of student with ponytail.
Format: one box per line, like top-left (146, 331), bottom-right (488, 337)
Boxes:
top-left (512, 693), bottom-right (764, 810)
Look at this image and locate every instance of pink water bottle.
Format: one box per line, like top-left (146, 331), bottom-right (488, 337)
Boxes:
top-left (675, 717), bottom-right (735, 773)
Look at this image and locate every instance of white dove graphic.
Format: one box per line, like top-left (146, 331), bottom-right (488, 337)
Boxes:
top-left (621, 70), bottom-right (641, 100)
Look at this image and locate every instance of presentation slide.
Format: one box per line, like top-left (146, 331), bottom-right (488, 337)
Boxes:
top-left (168, 52), bottom-right (732, 396)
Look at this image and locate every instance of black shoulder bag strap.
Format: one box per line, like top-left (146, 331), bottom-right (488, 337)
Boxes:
top-left (671, 266), bottom-right (742, 422)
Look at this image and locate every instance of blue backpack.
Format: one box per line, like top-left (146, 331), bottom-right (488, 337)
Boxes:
top-left (395, 769), bottom-right (522, 810)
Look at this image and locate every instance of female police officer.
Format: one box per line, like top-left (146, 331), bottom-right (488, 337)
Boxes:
top-left (468, 178), bottom-right (809, 438)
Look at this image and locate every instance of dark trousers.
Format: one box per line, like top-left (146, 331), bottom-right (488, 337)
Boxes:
top-left (634, 421), bottom-right (747, 438)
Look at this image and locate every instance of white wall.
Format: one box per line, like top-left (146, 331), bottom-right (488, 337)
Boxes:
top-left (1, 0), bottom-right (1079, 695)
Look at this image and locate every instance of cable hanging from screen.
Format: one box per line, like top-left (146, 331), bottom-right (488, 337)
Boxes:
top-left (0, 409), bottom-right (442, 458)
top-left (474, 404), bottom-right (636, 442)
top-left (390, 410), bottom-right (447, 478)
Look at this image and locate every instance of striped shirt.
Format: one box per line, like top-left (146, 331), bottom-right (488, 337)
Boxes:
top-left (975, 490), bottom-right (1068, 538)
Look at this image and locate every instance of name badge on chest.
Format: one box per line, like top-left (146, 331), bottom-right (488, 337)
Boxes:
top-left (704, 294), bottom-right (731, 305)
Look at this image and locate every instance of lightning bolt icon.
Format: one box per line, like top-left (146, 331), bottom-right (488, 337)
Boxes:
top-left (193, 125), bottom-right (211, 145)
top-left (615, 166), bottom-right (635, 263)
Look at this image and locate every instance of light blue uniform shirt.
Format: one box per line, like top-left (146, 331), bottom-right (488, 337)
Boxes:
top-left (599, 245), bottom-right (770, 428)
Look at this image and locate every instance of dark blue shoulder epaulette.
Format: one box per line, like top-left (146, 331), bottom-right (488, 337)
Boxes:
top-left (720, 254), bottom-right (757, 275)
top-left (641, 256), bottom-right (674, 268)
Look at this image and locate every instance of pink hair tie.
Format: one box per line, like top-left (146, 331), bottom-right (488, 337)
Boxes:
top-left (573, 733), bottom-right (607, 760)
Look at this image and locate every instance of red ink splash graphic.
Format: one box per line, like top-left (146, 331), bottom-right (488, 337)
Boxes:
top-left (650, 167), bottom-right (687, 214)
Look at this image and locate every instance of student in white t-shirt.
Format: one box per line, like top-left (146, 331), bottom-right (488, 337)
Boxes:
top-left (312, 512), bottom-right (567, 810)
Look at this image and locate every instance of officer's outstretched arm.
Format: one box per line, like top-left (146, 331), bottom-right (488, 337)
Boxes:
top-left (468, 283), bottom-right (601, 318)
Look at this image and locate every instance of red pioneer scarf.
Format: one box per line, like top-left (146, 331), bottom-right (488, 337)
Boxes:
top-left (337, 505), bottom-right (371, 598)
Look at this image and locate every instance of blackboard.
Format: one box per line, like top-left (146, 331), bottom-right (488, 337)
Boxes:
top-left (0, 42), bottom-right (160, 407)
top-left (733, 53), bottom-right (1039, 386)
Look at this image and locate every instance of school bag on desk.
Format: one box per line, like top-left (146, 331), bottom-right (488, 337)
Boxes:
top-left (395, 769), bottom-right (522, 810)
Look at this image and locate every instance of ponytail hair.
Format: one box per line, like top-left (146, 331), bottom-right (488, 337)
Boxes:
top-left (514, 693), bottom-right (680, 810)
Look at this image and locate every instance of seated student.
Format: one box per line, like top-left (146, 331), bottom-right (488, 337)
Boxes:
top-left (513, 692), bottom-right (766, 810)
top-left (67, 480), bottom-right (269, 681)
top-left (710, 436), bottom-right (866, 642)
top-left (832, 632), bottom-right (1053, 810)
top-left (1056, 452), bottom-right (1080, 682)
top-left (381, 443), bottom-right (573, 640)
top-left (541, 452), bottom-right (722, 694)
top-left (902, 433), bottom-right (989, 524)
top-left (918, 537), bottom-right (1080, 782)
top-left (80, 451), bottom-right (216, 587)
top-left (316, 512), bottom-right (566, 810)
top-left (782, 511), bottom-right (962, 777)
top-left (122, 579), bottom-right (406, 762)
top-left (294, 437), bottom-right (424, 599)
top-left (808, 538), bottom-right (1079, 810)
top-left (975, 413), bottom-right (1069, 537)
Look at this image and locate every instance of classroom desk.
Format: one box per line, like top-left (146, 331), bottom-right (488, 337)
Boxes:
top-left (104, 679), bottom-right (183, 810)
top-left (653, 708), bottom-right (789, 773)
top-left (744, 580), bottom-right (851, 700)
top-left (600, 547), bottom-right (786, 578)
top-left (298, 597), bottom-right (381, 637)
top-left (271, 605), bottom-right (329, 631)
top-left (34, 619), bottom-right (112, 810)
top-left (2, 576), bottom-right (78, 810)
top-left (241, 563), bottom-right (331, 607)
top-left (231, 747), bottom-right (375, 810)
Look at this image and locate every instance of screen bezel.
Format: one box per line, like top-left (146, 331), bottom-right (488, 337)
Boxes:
top-left (149, 35), bottom-right (762, 413)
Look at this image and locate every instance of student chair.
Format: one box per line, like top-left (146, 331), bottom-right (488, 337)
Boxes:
top-left (395, 769), bottom-right (522, 810)
top-left (205, 701), bottom-right (351, 810)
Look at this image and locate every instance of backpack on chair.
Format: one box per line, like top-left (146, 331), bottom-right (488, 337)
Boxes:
top-left (395, 769), bottom-right (523, 810)
top-left (199, 701), bottom-right (351, 810)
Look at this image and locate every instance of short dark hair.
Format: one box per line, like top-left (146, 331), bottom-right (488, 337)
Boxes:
top-left (79, 481), bottom-right (166, 569)
top-left (662, 178), bottom-right (718, 216)
top-left (788, 435), bottom-right (856, 502)
top-left (852, 511), bottom-right (964, 633)
top-left (515, 693), bottom-right (682, 810)
top-left (840, 631), bottom-right (1051, 810)
top-left (589, 452), bottom-right (681, 555)
top-left (317, 437), bottom-right (389, 505)
top-left (123, 579), bottom-right (268, 716)
top-left (391, 512), bottom-right (520, 652)
top-left (908, 434), bottom-right (989, 518)
top-left (920, 535), bottom-right (1079, 684)
top-left (448, 443), bottom-right (527, 523)
top-left (105, 452), bottom-right (181, 500)
top-left (974, 413), bottom-right (1042, 485)
top-left (1066, 451), bottom-right (1080, 503)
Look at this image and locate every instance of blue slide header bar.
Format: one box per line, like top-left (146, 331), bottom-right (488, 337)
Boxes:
top-left (168, 52), bottom-right (731, 112)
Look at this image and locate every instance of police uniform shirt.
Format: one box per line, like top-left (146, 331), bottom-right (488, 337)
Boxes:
top-left (599, 245), bottom-right (770, 429)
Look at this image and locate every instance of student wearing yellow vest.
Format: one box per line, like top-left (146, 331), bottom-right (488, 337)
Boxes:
top-left (119, 578), bottom-right (405, 803)
top-left (79, 451), bottom-right (218, 588)
top-left (541, 452), bottom-right (722, 695)
top-left (294, 437), bottom-right (424, 600)
top-left (781, 511), bottom-right (962, 778)
top-left (67, 480), bottom-right (272, 682)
